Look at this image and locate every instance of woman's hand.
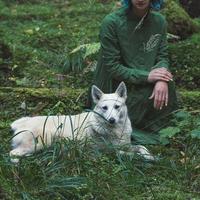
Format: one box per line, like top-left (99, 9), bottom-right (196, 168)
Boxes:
top-left (149, 81), bottom-right (169, 110)
top-left (148, 67), bottom-right (173, 83)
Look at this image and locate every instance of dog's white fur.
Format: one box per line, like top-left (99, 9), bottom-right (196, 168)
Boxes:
top-left (10, 82), bottom-right (154, 163)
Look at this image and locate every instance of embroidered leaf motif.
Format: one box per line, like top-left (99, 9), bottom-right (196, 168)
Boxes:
top-left (144, 34), bottom-right (161, 52)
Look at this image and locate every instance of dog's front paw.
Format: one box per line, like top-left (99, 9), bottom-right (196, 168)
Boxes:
top-left (132, 145), bottom-right (155, 161)
top-left (10, 151), bottom-right (20, 164)
top-left (9, 149), bottom-right (24, 164)
top-left (10, 157), bottom-right (20, 164)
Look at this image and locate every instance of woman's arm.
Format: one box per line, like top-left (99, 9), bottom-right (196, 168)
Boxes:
top-left (152, 20), bottom-right (170, 70)
top-left (100, 15), bottom-right (149, 85)
top-left (100, 15), bottom-right (172, 85)
top-left (149, 20), bottom-right (172, 110)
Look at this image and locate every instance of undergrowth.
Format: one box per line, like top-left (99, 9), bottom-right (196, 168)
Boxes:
top-left (0, 0), bottom-right (116, 88)
top-left (0, 100), bottom-right (200, 199)
top-left (0, 128), bottom-right (200, 199)
top-left (0, 0), bottom-right (200, 199)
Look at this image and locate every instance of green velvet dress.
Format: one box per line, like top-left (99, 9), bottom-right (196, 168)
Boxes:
top-left (91, 7), bottom-right (178, 143)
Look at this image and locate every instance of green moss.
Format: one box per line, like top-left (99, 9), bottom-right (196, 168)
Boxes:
top-left (0, 87), bottom-right (87, 123)
top-left (169, 33), bottom-right (200, 89)
top-left (1, 0), bottom-right (199, 89)
top-left (162, 0), bottom-right (200, 39)
top-left (0, 1), bottom-right (200, 199)
top-left (0, 87), bottom-right (199, 120)
top-left (180, 90), bottom-right (200, 110)
top-left (0, 3), bottom-right (56, 20)
top-left (0, 0), bottom-right (115, 87)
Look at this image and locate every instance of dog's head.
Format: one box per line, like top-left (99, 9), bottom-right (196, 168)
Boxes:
top-left (91, 82), bottom-right (128, 126)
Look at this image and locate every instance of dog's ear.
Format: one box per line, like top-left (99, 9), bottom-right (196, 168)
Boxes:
top-left (91, 85), bottom-right (104, 104)
top-left (115, 82), bottom-right (127, 100)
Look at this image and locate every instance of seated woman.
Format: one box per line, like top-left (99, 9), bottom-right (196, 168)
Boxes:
top-left (89, 0), bottom-right (178, 143)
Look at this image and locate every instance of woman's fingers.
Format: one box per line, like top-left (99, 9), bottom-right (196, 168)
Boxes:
top-left (165, 91), bottom-right (168, 107)
top-left (151, 81), bottom-right (169, 110)
top-left (156, 68), bottom-right (173, 79)
top-left (154, 90), bottom-right (162, 109)
top-left (155, 91), bottom-right (169, 110)
top-left (159, 92), bottom-right (165, 110)
top-left (148, 68), bottom-right (173, 83)
top-left (154, 91), bottom-right (165, 110)
top-left (149, 90), bottom-right (163, 110)
top-left (156, 76), bottom-right (171, 82)
top-left (154, 91), bottom-right (159, 109)
top-left (154, 71), bottom-right (173, 81)
top-left (149, 90), bottom-right (155, 99)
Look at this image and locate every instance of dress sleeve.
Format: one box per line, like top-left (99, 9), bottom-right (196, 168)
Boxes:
top-left (99, 15), bottom-right (149, 85)
top-left (152, 20), bottom-right (170, 70)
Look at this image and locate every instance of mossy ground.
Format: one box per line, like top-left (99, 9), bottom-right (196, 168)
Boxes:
top-left (0, 0), bottom-right (115, 88)
top-left (0, 0), bottom-right (200, 199)
top-left (162, 0), bottom-right (200, 39)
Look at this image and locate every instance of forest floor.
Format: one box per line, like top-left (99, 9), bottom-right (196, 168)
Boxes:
top-left (0, 0), bottom-right (200, 199)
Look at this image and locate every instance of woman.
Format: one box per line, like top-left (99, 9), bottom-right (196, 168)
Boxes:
top-left (91, 0), bottom-right (178, 143)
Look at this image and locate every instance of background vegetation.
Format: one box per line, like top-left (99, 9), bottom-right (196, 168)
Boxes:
top-left (0, 0), bottom-right (200, 199)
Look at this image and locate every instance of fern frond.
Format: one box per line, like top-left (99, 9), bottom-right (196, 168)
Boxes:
top-left (69, 42), bottom-right (100, 72)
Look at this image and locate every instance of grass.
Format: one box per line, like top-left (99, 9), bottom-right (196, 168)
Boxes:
top-left (0, 0), bottom-right (200, 199)
top-left (1, 121), bottom-right (200, 199)
top-left (0, 0), bottom-right (116, 88)
top-left (0, 86), bottom-right (200, 199)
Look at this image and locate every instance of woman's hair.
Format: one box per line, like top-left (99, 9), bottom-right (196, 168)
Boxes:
top-left (124, 0), bottom-right (164, 10)
top-left (124, 0), bottom-right (150, 10)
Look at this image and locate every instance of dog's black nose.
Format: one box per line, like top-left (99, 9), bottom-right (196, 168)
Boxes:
top-left (108, 117), bottom-right (115, 124)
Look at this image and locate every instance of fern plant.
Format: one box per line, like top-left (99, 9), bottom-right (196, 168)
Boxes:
top-left (69, 42), bottom-right (100, 72)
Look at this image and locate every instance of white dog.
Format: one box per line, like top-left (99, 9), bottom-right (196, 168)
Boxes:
top-left (10, 82), bottom-right (154, 163)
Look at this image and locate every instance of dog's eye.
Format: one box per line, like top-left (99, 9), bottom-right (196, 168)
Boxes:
top-left (102, 106), bottom-right (108, 110)
top-left (114, 105), bottom-right (120, 109)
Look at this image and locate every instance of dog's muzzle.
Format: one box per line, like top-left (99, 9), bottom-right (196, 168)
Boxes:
top-left (108, 117), bottom-right (116, 125)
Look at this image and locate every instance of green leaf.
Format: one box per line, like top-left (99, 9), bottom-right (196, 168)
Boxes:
top-left (159, 126), bottom-right (181, 138)
top-left (69, 42), bottom-right (100, 72)
top-left (195, 117), bottom-right (200, 126)
top-left (15, 77), bottom-right (31, 87)
top-left (70, 42), bottom-right (100, 59)
top-left (159, 136), bottom-right (170, 145)
top-left (191, 129), bottom-right (200, 139)
top-left (174, 110), bottom-right (191, 120)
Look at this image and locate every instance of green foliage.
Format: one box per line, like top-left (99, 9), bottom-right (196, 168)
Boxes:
top-left (162, 0), bottom-right (200, 39)
top-left (70, 43), bottom-right (100, 72)
top-left (0, 0), bottom-right (115, 88)
top-left (0, 0), bottom-right (200, 90)
top-left (159, 110), bottom-right (200, 141)
top-left (159, 126), bottom-right (181, 138)
top-left (0, 87), bottom-right (199, 123)
top-left (169, 34), bottom-right (200, 89)
top-left (180, 90), bottom-right (200, 109)
top-left (1, 123), bottom-right (200, 199)
top-left (0, 87), bottom-right (86, 123)
top-left (191, 129), bottom-right (200, 139)
top-left (0, 0), bottom-right (200, 199)
top-left (0, 86), bottom-right (199, 199)
top-left (158, 110), bottom-right (200, 144)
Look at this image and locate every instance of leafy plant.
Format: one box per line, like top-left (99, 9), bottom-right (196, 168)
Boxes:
top-left (169, 34), bottom-right (200, 89)
top-left (69, 42), bottom-right (100, 72)
top-left (159, 110), bottom-right (200, 142)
